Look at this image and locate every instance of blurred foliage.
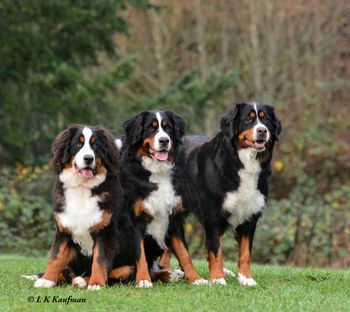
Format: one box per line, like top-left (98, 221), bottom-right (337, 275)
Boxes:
top-left (0, 165), bottom-right (55, 254)
top-left (0, 0), bottom-right (143, 165)
top-left (0, 0), bottom-right (349, 267)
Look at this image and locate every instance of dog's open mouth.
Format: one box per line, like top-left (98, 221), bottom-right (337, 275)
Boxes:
top-left (244, 139), bottom-right (267, 150)
top-left (74, 164), bottom-right (95, 179)
top-left (149, 147), bottom-right (169, 162)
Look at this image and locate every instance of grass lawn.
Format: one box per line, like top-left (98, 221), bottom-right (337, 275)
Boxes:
top-left (0, 254), bottom-right (349, 312)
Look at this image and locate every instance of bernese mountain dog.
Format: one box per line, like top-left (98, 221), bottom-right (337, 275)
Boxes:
top-left (31, 124), bottom-right (137, 290)
top-left (176, 102), bottom-right (282, 286)
top-left (120, 110), bottom-right (208, 287)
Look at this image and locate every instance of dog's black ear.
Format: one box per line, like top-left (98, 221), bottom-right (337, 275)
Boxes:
top-left (266, 105), bottom-right (282, 141)
top-left (94, 126), bottom-right (120, 174)
top-left (123, 112), bottom-right (148, 145)
top-left (51, 124), bottom-right (78, 173)
top-left (220, 104), bottom-right (242, 139)
top-left (166, 111), bottom-right (186, 143)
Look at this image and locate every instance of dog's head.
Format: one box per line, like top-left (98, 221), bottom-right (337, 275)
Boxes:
top-left (220, 102), bottom-right (282, 152)
top-left (52, 124), bottom-right (119, 178)
top-left (123, 110), bottom-right (186, 163)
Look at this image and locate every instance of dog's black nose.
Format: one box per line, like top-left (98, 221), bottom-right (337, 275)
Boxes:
top-left (84, 155), bottom-right (94, 165)
top-left (159, 137), bottom-right (170, 145)
top-left (257, 127), bottom-right (267, 135)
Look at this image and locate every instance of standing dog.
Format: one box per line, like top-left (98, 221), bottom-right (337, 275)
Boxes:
top-left (32, 124), bottom-right (136, 290)
top-left (177, 102), bottom-right (281, 286)
top-left (121, 110), bottom-right (208, 287)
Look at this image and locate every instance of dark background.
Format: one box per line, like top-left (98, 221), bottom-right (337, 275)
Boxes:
top-left (0, 0), bottom-right (349, 268)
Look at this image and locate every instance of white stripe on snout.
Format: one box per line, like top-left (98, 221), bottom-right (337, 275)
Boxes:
top-left (75, 127), bottom-right (95, 168)
top-left (154, 112), bottom-right (171, 151)
top-left (253, 104), bottom-right (270, 141)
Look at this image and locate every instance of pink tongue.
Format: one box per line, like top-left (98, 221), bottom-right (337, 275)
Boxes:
top-left (81, 169), bottom-right (94, 178)
top-left (154, 151), bottom-right (169, 161)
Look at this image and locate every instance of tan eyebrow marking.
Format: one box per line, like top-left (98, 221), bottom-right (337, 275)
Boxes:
top-left (259, 111), bottom-right (265, 118)
top-left (249, 111), bottom-right (256, 118)
top-left (162, 120), bottom-right (168, 127)
top-left (90, 136), bottom-right (97, 143)
top-left (79, 136), bottom-right (85, 143)
top-left (152, 120), bottom-right (158, 128)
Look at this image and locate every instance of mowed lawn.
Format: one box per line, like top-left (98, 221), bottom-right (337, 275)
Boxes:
top-left (0, 255), bottom-right (349, 312)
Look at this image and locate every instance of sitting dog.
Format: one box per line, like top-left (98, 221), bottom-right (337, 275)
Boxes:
top-left (31, 124), bottom-right (137, 290)
top-left (176, 102), bottom-right (282, 286)
top-left (120, 110), bottom-right (208, 287)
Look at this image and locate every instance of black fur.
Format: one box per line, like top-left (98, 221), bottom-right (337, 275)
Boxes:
top-left (176, 102), bottom-right (282, 281)
top-left (120, 110), bottom-right (190, 281)
top-left (37, 124), bottom-right (138, 288)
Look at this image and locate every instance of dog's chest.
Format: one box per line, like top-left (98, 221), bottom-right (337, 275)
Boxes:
top-left (57, 187), bottom-right (102, 256)
top-left (143, 168), bottom-right (181, 248)
top-left (222, 149), bottom-right (265, 230)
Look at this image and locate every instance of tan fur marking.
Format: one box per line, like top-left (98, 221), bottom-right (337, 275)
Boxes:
top-left (152, 270), bottom-right (173, 282)
top-left (137, 137), bottom-right (156, 158)
top-left (63, 157), bottom-right (74, 169)
top-left (136, 239), bottom-right (152, 284)
top-left (159, 250), bottom-right (172, 269)
top-left (238, 128), bottom-right (255, 148)
top-left (134, 199), bottom-right (153, 218)
top-left (259, 111), bottom-right (265, 118)
top-left (54, 213), bottom-right (71, 234)
top-left (109, 266), bottom-right (133, 280)
top-left (90, 136), bottom-right (97, 143)
top-left (173, 202), bottom-right (184, 214)
top-left (79, 136), bottom-right (85, 143)
top-left (88, 242), bottom-right (108, 287)
top-left (207, 237), bottom-right (224, 280)
top-left (249, 111), bottom-right (256, 118)
top-left (95, 157), bottom-right (107, 176)
top-left (171, 236), bottom-right (202, 283)
top-left (42, 242), bottom-right (76, 282)
top-left (238, 234), bottom-right (252, 278)
top-left (152, 120), bottom-right (158, 128)
top-left (89, 211), bottom-right (112, 233)
top-left (162, 120), bottom-right (169, 128)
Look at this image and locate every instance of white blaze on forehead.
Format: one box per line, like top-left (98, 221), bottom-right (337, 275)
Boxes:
top-left (75, 127), bottom-right (96, 169)
top-left (154, 112), bottom-right (171, 151)
top-left (253, 103), bottom-right (269, 141)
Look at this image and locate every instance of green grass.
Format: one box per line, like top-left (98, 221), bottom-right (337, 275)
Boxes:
top-left (0, 255), bottom-right (349, 312)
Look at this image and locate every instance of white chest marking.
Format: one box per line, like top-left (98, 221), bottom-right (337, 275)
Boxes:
top-left (57, 167), bottom-right (106, 256)
top-left (141, 157), bottom-right (181, 248)
top-left (223, 148), bottom-right (265, 230)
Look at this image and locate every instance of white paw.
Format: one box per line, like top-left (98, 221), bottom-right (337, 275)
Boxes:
top-left (34, 278), bottom-right (56, 288)
top-left (167, 269), bottom-right (185, 282)
top-left (137, 280), bottom-right (153, 288)
top-left (192, 278), bottom-right (209, 285)
top-left (87, 284), bottom-right (102, 291)
top-left (211, 278), bottom-right (227, 286)
top-left (238, 273), bottom-right (257, 286)
top-left (22, 274), bottom-right (40, 281)
top-left (174, 269), bottom-right (185, 279)
top-left (72, 277), bottom-right (87, 288)
top-left (224, 268), bottom-right (235, 277)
